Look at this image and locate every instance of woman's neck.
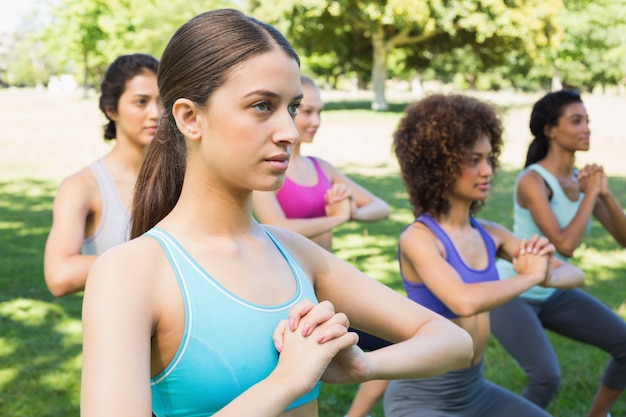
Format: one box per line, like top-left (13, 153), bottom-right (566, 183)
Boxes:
top-left (540, 147), bottom-right (576, 178)
top-left (106, 140), bottom-right (146, 175)
top-left (164, 164), bottom-right (255, 237)
top-left (437, 198), bottom-right (472, 230)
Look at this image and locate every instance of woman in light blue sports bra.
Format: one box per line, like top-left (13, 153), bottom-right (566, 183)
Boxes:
top-left (79, 9), bottom-right (474, 417)
top-left (490, 90), bottom-right (626, 417)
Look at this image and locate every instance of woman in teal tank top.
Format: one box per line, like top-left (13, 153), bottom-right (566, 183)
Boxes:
top-left (79, 9), bottom-right (474, 417)
top-left (490, 90), bottom-right (626, 416)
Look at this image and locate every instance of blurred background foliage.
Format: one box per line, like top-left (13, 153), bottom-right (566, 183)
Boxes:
top-left (1, 0), bottom-right (625, 107)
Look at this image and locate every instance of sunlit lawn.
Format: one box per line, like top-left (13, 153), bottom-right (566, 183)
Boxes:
top-left (1, 90), bottom-right (625, 416)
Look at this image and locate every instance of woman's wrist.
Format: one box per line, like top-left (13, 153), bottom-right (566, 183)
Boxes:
top-left (599, 188), bottom-right (612, 199)
top-left (348, 194), bottom-right (357, 221)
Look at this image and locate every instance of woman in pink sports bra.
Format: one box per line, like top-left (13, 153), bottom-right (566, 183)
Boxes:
top-left (253, 76), bottom-right (390, 252)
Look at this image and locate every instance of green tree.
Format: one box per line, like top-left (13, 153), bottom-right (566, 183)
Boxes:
top-left (0, 5), bottom-right (58, 87)
top-left (285, 0), bottom-right (563, 110)
top-left (553, 0), bottom-right (626, 92)
top-left (38, 0), bottom-right (235, 94)
top-left (42, 0), bottom-right (111, 96)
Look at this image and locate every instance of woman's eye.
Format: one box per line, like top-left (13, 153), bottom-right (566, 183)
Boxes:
top-left (288, 103), bottom-right (301, 117)
top-left (466, 156), bottom-right (480, 166)
top-left (253, 102), bottom-right (271, 112)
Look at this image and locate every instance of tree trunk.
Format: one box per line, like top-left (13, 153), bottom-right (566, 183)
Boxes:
top-left (371, 29), bottom-right (388, 111)
top-left (551, 69), bottom-right (562, 92)
top-left (465, 74), bottom-right (478, 90)
top-left (83, 47), bottom-right (89, 98)
top-left (411, 74), bottom-right (423, 98)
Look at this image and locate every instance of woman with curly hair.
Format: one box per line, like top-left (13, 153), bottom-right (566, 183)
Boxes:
top-left (383, 94), bottom-right (584, 417)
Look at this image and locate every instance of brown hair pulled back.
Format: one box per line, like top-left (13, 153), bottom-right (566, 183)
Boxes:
top-left (99, 53), bottom-right (159, 140)
top-left (131, 9), bottom-right (300, 238)
top-left (393, 94), bottom-right (503, 218)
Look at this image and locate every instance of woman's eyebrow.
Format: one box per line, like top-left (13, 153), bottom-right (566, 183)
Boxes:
top-left (243, 90), bottom-right (304, 101)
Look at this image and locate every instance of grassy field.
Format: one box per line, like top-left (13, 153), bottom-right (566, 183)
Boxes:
top-left (1, 88), bottom-right (625, 416)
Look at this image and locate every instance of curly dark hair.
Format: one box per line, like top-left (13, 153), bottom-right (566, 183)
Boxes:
top-left (393, 94), bottom-right (503, 218)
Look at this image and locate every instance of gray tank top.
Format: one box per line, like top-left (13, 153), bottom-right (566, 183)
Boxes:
top-left (81, 159), bottom-right (130, 255)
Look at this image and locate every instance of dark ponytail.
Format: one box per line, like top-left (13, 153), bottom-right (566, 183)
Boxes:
top-left (99, 53), bottom-right (159, 141)
top-left (525, 89), bottom-right (583, 167)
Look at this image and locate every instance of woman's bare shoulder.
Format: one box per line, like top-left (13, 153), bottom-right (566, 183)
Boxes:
top-left (87, 235), bottom-right (169, 289)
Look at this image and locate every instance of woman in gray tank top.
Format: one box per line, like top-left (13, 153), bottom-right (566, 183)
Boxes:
top-left (43, 53), bottom-right (161, 297)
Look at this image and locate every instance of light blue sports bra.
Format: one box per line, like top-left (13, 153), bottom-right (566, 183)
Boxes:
top-left (146, 228), bottom-right (321, 417)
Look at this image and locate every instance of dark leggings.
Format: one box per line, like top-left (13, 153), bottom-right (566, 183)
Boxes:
top-left (350, 327), bottom-right (392, 351)
top-left (490, 289), bottom-right (626, 408)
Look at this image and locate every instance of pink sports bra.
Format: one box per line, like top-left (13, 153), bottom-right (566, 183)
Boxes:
top-left (276, 157), bottom-right (332, 219)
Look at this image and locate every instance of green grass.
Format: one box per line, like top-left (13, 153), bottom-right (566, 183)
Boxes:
top-left (1, 100), bottom-right (626, 416)
top-left (0, 178), bottom-right (83, 416)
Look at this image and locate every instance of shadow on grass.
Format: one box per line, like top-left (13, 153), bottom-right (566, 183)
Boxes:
top-left (0, 178), bottom-right (83, 416)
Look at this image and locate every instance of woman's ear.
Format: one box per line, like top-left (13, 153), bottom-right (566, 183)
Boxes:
top-left (104, 106), bottom-right (118, 122)
top-left (543, 125), bottom-right (554, 140)
top-left (172, 98), bottom-right (202, 141)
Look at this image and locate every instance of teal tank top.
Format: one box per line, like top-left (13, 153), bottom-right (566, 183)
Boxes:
top-left (496, 164), bottom-right (591, 301)
top-left (146, 228), bottom-right (321, 416)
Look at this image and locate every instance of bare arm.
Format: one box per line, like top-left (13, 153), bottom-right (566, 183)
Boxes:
top-left (480, 219), bottom-right (584, 290)
top-left (401, 222), bottom-right (548, 318)
top-left (271, 226), bottom-right (474, 380)
top-left (592, 168), bottom-right (626, 246)
top-left (80, 242), bottom-right (155, 417)
top-left (517, 169), bottom-right (600, 258)
top-left (541, 257), bottom-right (584, 289)
top-left (43, 174), bottom-right (98, 297)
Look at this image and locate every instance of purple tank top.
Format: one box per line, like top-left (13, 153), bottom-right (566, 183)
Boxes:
top-left (400, 214), bottom-right (499, 319)
top-left (276, 157), bottom-right (332, 219)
